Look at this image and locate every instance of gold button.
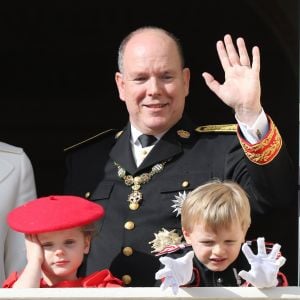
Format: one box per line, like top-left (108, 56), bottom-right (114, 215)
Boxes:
top-left (123, 247), bottom-right (133, 256)
top-left (182, 181), bottom-right (189, 188)
top-left (124, 221), bottom-right (135, 230)
top-left (85, 192), bottom-right (91, 198)
top-left (142, 150), bottom-right (148, 155)
top-left (122, 274), bottom-right (132, 285)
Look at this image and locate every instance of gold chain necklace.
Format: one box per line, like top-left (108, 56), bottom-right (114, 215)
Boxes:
top-left (115, 161), bottom-right (166, 210)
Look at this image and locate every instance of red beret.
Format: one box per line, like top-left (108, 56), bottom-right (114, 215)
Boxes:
top-left (7, 195), bottom-right (104, 234)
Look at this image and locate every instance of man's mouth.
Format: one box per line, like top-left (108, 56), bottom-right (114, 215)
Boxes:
top-left (143, 103), bottom-right (167, 108)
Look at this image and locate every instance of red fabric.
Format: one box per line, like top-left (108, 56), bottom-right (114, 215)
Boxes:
top-left (3, 269), bottom-right (123, 288)
top-left (2, 272), bottom-right (19, 288)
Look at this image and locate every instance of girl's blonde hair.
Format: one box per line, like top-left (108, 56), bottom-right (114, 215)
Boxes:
top-left (181, 180), bottom-right (251, 233)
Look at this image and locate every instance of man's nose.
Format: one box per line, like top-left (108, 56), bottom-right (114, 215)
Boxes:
top-left (147, 78), bottom-right (161, 96)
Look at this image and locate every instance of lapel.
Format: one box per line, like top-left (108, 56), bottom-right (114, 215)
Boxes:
top-left (110, 115), bottom-right (196, 175)
top-left (109, 124), bottom-right (137, 175)
top-left (138, 115), bottom-right (196, 172)
top-left (136, 130), bottom-right (182, 172)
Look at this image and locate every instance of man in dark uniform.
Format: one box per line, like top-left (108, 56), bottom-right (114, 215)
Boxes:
top-left (64, 26), bottom-right (296, 287)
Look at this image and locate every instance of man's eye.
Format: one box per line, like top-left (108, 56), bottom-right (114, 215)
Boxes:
top-left (162, 75), bottom-right (173, 80)
top-left (134, 77), bottom-right (146, 82)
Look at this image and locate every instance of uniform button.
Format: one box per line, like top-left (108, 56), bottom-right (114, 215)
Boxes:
top-left (85, 192), bottom-right (91, 198)
top-left (122, 274), bottom-right (132, 285)
top-left (123, 247), bottom-right (133, 256)
top-left (181, 181), bottom-right (189, 188)
top-left (217, 277), bottom-right (223, 286)
top-left (124, 221), bottom-right (135, 230)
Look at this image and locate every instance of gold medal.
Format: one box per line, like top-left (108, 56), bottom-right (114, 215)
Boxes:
top-left (128, 190), bottom-right (142, 210)
top-left (115, 161), bottom-right (167, 210)
top-left (129, 202), bottom-right (139, 210)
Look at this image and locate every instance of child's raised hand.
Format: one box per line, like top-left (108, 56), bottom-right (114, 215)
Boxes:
top-left (25, 234), bottom-right (44, 265)
top-left (155, 251), bottom-right (194, 294)
top-left (238, 237), bottom-right (286, 288)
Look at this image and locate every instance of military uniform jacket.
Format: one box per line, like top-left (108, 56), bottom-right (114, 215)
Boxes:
top-left (64, 114), bottom-right (295, 287)
top-left (156, 243), bottom-right (288, 287)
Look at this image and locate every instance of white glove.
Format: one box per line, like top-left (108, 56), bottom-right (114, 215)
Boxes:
top-left (155, 251), bottom-right (194, 294)
top-left (238, 237), bottom-right (286, 288)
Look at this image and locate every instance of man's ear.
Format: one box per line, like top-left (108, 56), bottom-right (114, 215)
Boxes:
top-left (84, 236), bottom-right (91, 254)
top-left (182, 67), bottom-right (190, 97)
top-left (115, 72), bottom-right (126, 102)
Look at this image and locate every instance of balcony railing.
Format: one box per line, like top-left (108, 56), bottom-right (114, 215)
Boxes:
top-left (0, 287), bottom-right (300, 300)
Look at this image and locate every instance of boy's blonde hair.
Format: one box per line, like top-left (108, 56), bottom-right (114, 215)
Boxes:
top-left (181, 180), bottom-right (251, 233)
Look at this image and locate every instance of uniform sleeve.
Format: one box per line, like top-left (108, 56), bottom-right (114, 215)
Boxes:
top-left (237, 116), bottom-right (282, 166)
top-left (82, 269), bottom-right (123, 287)
top-left (276, 272), bottom-right (288, 286)
top-left (227, 116), bottom-right (296, 214)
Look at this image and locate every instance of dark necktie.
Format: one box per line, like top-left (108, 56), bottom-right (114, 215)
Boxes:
top-left (138, 134), bottom-right (157, 148)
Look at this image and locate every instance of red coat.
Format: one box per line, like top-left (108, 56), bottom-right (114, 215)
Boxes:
top-left (3, 269), bottom-right (123, 288)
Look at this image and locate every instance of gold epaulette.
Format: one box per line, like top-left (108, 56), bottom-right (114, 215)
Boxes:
top-left (196, 124), bottom-right (237, 133)
top-left (237, 116), bottom-right (282, 165)
top-left (64, 129), bottom-right (118, 152)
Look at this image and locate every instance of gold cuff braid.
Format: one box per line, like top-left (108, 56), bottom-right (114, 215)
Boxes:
top-left (237, 116), bottom-right (282, 165)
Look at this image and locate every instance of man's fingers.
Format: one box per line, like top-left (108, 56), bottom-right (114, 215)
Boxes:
top-left (237, 37), bottom-right (250, 67)
top-left (223, 34), bottom-right (240, 66)
top-left (202, 72), bottom-right (221, 95)
top-left (251, 46), bottom-right (260, 73)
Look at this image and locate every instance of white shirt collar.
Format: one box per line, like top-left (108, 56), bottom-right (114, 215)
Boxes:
top-left (130, 125), bottom-right (166, 146)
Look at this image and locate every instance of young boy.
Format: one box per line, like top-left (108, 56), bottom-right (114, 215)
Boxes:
top-left (155, 180), bottom-right (287, 293)
top-left (3, 195), bottom-right (123, 288)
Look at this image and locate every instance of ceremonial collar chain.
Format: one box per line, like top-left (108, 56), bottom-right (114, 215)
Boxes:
top-left (114, 161), bottom-right (167, 210)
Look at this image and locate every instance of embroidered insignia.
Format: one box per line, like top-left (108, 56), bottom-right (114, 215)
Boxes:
top-left (149, 228), bottom-right (183, 253)
top-left (177, 130), bottom-right (190, 138)
top-left (115, 130), bottom-right (123, 139)
top-left (156, 243), bottom-right (188, 256)
top-left (64, 129), bottom-right (117, 151)
top-left (237, 116), bottom-right (282, 165)
top-left (196, 124), bottom-right (237, 132)
top-left (171, 191), bottom-right (187, 217)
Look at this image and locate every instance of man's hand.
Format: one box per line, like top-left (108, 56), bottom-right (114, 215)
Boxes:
top-left (202, 34), bottom-right (262, 126)
top-left (155, 251), bottom-right (194, 294)
top-left (238, 237), bottom-right (286, 288)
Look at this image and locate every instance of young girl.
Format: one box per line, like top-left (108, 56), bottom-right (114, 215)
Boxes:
top-left (3, 195), bottom-right (123, 288)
